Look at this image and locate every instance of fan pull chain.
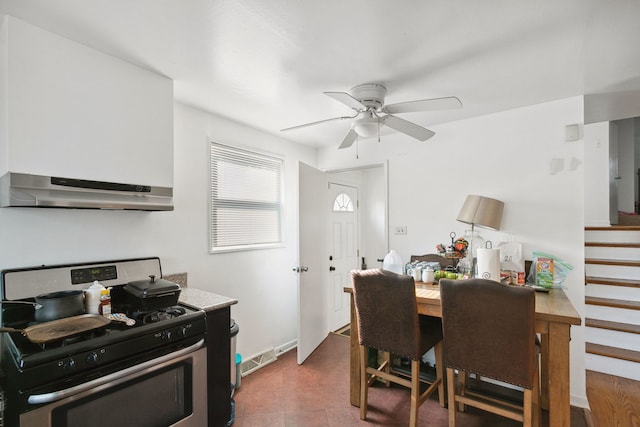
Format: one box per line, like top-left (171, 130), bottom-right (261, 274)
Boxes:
top-left (356, 136), bottom-right (359, 159)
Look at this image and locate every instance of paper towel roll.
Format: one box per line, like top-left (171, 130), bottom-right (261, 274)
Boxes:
top-left (477, 248), bottom-right (501, 282)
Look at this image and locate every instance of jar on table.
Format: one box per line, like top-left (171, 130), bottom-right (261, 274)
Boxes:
top-left (422, 267), bottom-right (435, 283)
top-left (411, 267), bottom-right (422, 282)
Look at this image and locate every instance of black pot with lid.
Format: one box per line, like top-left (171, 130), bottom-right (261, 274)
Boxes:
top-left (123, 275), bottom-right (181, 311)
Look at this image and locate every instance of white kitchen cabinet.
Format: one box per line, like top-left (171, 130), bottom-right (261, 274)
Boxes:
top-left (0, 15), bottom-right (173, 187)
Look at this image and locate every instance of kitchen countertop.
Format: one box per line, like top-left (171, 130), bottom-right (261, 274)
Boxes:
top-left (179, 287), bottom-right (237, 312)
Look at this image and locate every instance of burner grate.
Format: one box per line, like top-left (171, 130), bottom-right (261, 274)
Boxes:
top-left (132, 306), bottom-right (187, 325)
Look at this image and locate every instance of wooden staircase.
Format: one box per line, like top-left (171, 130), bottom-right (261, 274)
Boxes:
top-left (585, 226), bottom-right (640, 380)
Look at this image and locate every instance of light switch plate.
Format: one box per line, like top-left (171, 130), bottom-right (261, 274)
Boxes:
top-left (394, 226), bottom-right (407, 235)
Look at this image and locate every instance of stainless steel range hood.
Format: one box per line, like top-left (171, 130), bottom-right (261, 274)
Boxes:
top-left (0, 173), bottom-right (173, 211)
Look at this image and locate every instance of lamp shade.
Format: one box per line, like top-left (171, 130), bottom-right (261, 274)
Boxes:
top-left (456, 195), bottom-right (504, 230)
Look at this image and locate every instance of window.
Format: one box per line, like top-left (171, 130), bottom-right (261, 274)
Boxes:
top-left (332, 192), bottom-right (354, 212)
top-left (210, 142), bottom-right (284, 252)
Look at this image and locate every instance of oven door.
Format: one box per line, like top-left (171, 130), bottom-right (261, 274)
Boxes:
top-left (20, 340), bottom-right (206, 427)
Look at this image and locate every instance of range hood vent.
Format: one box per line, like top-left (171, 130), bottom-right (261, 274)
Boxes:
top-left (0, 173), bottom-right (173, 211)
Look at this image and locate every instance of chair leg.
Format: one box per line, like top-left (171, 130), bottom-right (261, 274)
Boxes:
top-left (447, 367), bottom-right (457, 427)
top-left (359, 345), bottom-right (369, 421)
top-left (523, 388), bottom-right (532, 427)
top-left (458, 371), bottom-right (467, 412)
top-left (383, 351), bottom-right (391, 387)
top-left (523, 354), bottom-right (541, 427)
top-left (434, 341), bottom-right (445, 407)
top-left (410, 359), bottom-right (420, 427)
top-left (533, 356), bottom-right (541, 427)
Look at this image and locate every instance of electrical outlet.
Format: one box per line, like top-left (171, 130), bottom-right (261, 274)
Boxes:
top-left (394, 226), bottom-right (407, 235)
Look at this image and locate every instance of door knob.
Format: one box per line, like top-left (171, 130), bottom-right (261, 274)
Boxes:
top-left (329, 266), bottom-right (336, 271)
top-left (292, 266), bottom-right (309, 273)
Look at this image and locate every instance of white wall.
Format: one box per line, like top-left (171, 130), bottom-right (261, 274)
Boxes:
top-left (0, 102), bottom-right (316, 365)
top-left (318, 96), bottom-right (588, 407)
top-left (585, 90), bottom-right (640, 125)
top-left (359, 167), bottom-right (388, 268)
top-left (584, 122), bottom-right (612, 226)
top-left (615, 118), bottom-right (636, 213)
top-left (170, 103), bottom-right (316, 360)
top-left (636, 118), bottom-right (640, 205)
top-left (583, 118), bottom-right (638, 224)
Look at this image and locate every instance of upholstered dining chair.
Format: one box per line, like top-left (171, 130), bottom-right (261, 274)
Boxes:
top-left (351, 268), bottom-right (444, 427)
top-left (439, 278), bottom-right (540, 427)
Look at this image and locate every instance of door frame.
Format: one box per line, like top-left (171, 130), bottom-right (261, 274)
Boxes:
top-left (327, 161), bottom-right (389, 268)
top-left (297, 161), bottom-right (388, 363)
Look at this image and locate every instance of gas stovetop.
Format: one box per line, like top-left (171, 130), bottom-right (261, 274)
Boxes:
top-left (3, 299), bottom-right (204, 364)
top-left (2, 303), bottom-right (206, 391)
top-left (0, 258), bottom-right (206, 393)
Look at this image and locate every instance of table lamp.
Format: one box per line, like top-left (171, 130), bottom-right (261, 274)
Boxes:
top-left (456, 195), bottom-right (504, 275)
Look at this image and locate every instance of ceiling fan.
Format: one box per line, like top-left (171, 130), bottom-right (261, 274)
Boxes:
top-left (281, 83), bottom-right (462, 149)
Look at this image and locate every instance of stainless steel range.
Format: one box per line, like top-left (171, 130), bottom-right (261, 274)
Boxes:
top-left (0, 258), bottom-right (207, 427)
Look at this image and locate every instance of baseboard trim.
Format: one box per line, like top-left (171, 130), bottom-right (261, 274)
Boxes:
top-left (275, 339), bottom-right (297, 356)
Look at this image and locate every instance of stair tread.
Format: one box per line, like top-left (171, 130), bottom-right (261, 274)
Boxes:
top-left (586, 226), bottom-right (640, 231)
top-left (585, 242), bottom-right (640, 248)
top-left (585, 296), bottom-right (640, 310)
top-left (585, 258), bottom-right (640, 266)
top-left (585, 318), bottom-right (640, 334)
top-left (586, 276), bottom-right (640, 288)
top-left (586, 342), bottom-right (640, 363)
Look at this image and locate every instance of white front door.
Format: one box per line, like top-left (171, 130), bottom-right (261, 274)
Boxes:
top-left (328, 183), bottom-right (358, 332)
top-left (297, 162), bottom-right (328, 364)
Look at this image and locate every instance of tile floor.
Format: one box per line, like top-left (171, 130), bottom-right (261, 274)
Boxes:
top-left (231, 333), bottom-right (588, 426)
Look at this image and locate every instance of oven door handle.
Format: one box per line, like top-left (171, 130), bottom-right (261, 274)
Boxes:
top-left (27, 338), bottom-right (205, 405)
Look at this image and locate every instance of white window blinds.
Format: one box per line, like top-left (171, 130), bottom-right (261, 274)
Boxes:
top-left (210, 142), bottom-right (284, 252)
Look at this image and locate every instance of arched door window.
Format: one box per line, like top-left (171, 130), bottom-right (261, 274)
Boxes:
top-left (332, 192), bottom-right (354, 212)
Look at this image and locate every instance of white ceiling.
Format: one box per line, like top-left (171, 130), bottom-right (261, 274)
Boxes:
top-left (2, 0), bottom-right (640, 148)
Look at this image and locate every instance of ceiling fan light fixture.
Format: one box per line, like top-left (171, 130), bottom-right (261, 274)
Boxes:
top-left (282, 83), bottom-right (462, 149)
top-left (352, 117), bottom-right (379, 138)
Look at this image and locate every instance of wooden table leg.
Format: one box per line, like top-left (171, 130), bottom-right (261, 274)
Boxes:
top-left (349, 294), bottom-right (361, 407)
top-left (539, 332), bottom-right (549, 410)
top-left (547, 322), bottom-right (572, 426)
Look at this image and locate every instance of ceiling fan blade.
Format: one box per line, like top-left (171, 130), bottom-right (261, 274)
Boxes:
top-left (324, 91), bottom-right (367, 111)
top-left (382, 115), bottom-right (435, 141)
top-left (338, 129), bottom-right (358, 149)
top-left (383, 96), bottom-right (462, 114)
top-left (281, 115), bottom-right (354, 132)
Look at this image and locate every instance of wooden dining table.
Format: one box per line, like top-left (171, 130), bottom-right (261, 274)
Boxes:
top-left (344, 282), bottom-right (582, 427)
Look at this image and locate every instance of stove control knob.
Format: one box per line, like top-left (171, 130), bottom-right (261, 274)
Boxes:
top-left (86, 352), bottom-right (99, 365)
top-left (177, 326), bottom-right (188, 337)
top-left (161, 330), bottom-right (172, 341)
top-left (63, 358), bottom-right (76, 370)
